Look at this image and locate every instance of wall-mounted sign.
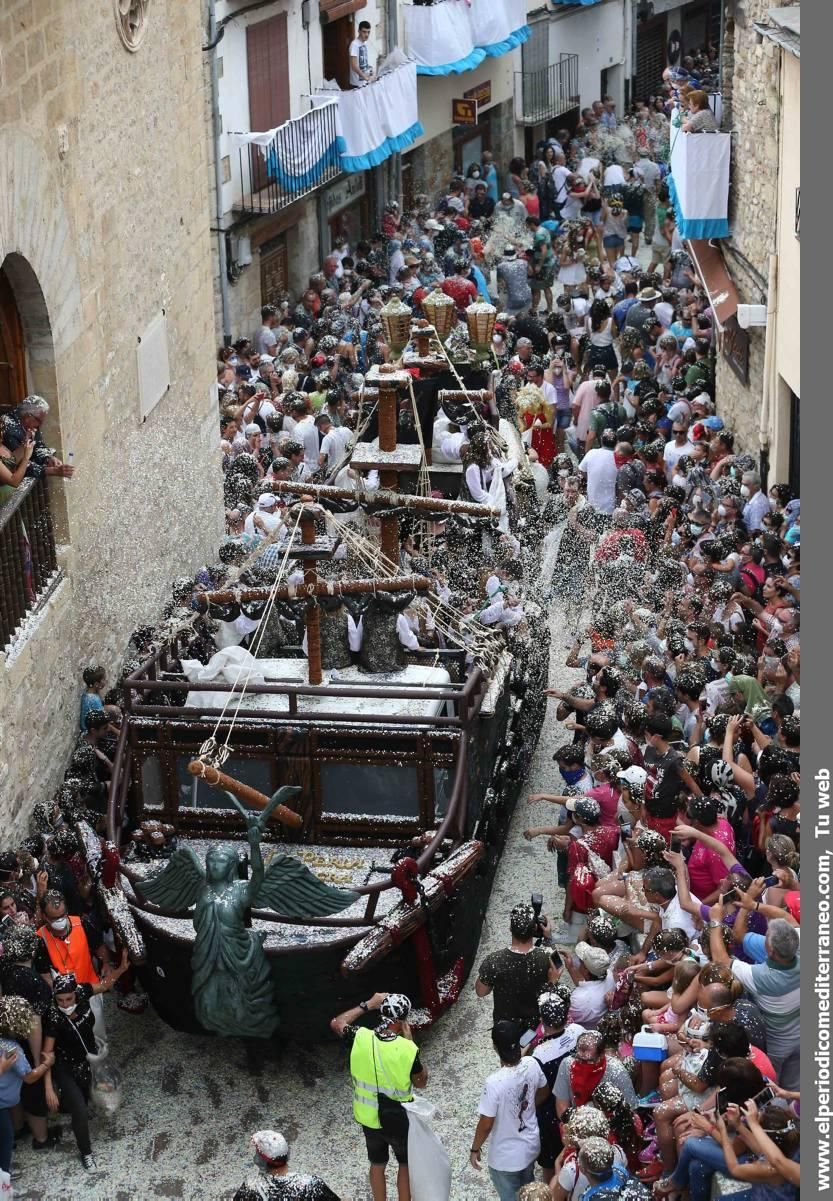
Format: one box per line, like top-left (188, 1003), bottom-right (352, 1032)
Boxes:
top-left (722, 315), bottom-right (750, 385)
top-left (464, 80), bottom-right (492, 107)
top-left (323, 172), bottom-right (366, 219)
top-left (452, 98), bottom-right (478, 126)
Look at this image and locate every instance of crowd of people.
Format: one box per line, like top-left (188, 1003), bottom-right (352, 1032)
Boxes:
top-left (0, 52), bottom-right (800, 1201)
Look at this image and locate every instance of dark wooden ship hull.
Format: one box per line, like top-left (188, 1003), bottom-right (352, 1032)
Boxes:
top-left (102, 629), bottom-right (548, 1040)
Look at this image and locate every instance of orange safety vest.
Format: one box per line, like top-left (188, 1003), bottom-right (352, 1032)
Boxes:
top-left (39, 916), bottom-right (99, 986)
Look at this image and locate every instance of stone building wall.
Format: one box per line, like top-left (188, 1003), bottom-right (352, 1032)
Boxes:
top-left (714, 0), bottom-right (785, 459)
top-left (0, 0), bottom-right (224, 836)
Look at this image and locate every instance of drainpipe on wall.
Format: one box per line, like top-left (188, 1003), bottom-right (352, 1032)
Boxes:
top-left (758, 251), bottom-right (778, 472)
top-left (387, 0), bottom-right (402, 205)
top-left (208, 0), bottom-right (233, 347)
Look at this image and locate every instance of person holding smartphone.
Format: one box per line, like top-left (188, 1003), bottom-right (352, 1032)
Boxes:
top-left (0, 996), bottom-right (55, 1178)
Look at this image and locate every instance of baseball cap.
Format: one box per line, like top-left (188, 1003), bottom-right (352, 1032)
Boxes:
top-left (574, 941), bottom-right (610, 979)
top-left (616, 765), bottom-right (648, 789)
top-left (704, 415), bottom-right (724, 431)
top-left (251, 1130), bottom-right (289, 1166)
top-left (565, 796), bottom-right (601, 823)
top-left (257, 493), bottom-right (278, 509)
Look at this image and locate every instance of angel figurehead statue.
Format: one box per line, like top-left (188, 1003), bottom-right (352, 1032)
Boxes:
top-left (139, 787), bottom-right (357, 1038)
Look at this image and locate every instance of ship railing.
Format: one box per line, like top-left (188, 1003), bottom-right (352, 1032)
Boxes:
top-left (106, 633), bottom-right (483, 932)
top-left (119, 635), bottom-right (483, 727)
top-left (111, 728), bottom-right (470, 941)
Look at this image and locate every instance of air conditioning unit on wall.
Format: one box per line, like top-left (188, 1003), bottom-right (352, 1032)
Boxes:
top-left (736, 304), bottom-right (767, 329)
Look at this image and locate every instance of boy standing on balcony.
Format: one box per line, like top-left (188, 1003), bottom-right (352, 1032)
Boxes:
top-left (349, 21), bottom-right (376, 88)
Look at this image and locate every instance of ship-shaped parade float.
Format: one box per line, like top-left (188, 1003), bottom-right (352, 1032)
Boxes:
top-left (79, 294), bottom-right (553, 1040)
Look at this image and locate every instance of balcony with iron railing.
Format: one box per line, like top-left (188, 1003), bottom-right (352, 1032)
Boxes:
top-left (232, 101), bottom-right (342, 218)
top-left (0, 475), bottom-right (61, 652)
top-left (231, 62), bottom-right (423, 218)
top-left (514, 55), bottom-right (580, 126)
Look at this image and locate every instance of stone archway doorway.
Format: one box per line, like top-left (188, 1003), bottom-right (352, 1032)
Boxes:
top-left (0, 266), bottom-right (27, 412)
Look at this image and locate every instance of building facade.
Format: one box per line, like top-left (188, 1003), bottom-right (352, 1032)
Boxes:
top-left (0, 0), bottom-right (223, 835)
top-left (715, 0), bottom-right (799, 487)
top-left (207, 0), bottom-right (538, 346)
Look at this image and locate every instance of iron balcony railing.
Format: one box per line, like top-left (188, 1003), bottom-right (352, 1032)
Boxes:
top-left (514, 54), bottom-right (580, 126)
top-left (233, 101), bottom-right (342, 217)
top-left (0, 475), bottom-right (61, 651)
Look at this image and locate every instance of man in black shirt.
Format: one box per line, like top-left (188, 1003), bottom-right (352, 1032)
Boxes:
top-left (643, 712), bottom-right (702, 823)
top-left (468, 182), bottom-right (495, 220)
top-left (475, 903), bottom-right (561, 1030)
top-left (233, 1129), bottom-right (344, 1200)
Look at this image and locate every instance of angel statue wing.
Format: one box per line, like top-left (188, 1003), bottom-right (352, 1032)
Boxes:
top-left (137, 845), bottom-right (206, 910)
top-left (254, 854), bottom-right (358, 918)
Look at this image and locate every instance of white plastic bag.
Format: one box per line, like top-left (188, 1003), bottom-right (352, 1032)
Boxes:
top-left (403, 1098), bottom-right (451, 1201)
top-left (0, 1168), bottom-right (12, 1198)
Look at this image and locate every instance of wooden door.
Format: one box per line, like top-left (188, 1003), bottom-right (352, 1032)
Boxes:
top-left (247, 13), bottom-right (291, 192)
top-left (322, 14), bottom-right (355, 92)
top-left (260, 235), bottom-right (288, 308)
top-left (0, 267), bottom-right (26, 414)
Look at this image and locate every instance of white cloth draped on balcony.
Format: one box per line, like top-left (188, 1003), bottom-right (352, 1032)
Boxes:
top-left (312, 62), bottom-right (424, 173)
top-left (229, 104), bottom-right (341, 190)
top-left (668, 112), bottom-right (731, 239)
top-left (403, 0), bottom-right (529, 76)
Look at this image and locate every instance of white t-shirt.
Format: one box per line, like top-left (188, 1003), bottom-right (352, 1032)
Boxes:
top-left (320, 425), bottom-right (352, 468)
top-left (478, 1058), bottom-right (547, 1171)
top-left (254, 324), bottom-right (278, 355)
top-left (603, 164), bottom-right (627, 187)
top-left (293, 415), bottom-right (321, 469)
top-left (655, 300), bottom-right (674, 328)
top-left (578, 447), bottom-right (618, 514)
top-left (552, 165), bottom-right (572, 204)
top-left (348, 37), bottom-right (374, 87)
top-left (663, 439), bottom-right (695, 472)
top-left (567, 977), bottom-right (609, 1027)
top-left (633, 158), bottom-right (661, 190)
top-left (661, 891), bottom-right (701, 940)
top-left (244, 508), bottom-right (282, 538)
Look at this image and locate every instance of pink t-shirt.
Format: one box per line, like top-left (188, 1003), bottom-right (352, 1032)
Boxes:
top-left (687, 818), bottom-right (735, 899)
top-left (574, 380), bottom-right (602, 441)
top-left (588, 783), bottom-right (620, 829)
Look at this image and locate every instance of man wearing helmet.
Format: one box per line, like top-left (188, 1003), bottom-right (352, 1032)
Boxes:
top-left (330, 992), bottom-right (427, 1201)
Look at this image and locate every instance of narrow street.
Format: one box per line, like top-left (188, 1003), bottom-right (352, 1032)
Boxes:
top-left (15, 545), bottom-right (584, 1201)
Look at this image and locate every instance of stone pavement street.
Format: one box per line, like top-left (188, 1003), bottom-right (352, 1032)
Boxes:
top-left (15, 544), bottom-right (583, 1201)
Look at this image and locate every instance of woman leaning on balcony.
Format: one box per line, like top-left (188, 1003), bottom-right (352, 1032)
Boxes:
top-left (682, 90), bottom-right (718, 134)
top-left (0, 429), bottom-right (34, 506)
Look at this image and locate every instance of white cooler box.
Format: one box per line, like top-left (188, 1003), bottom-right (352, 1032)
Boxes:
top-left (633, 1026), bottom-right (669, 1063)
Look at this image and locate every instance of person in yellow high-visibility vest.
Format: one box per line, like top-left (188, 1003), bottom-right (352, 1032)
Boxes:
top-left (331, 991), bottom-right (428, 1201)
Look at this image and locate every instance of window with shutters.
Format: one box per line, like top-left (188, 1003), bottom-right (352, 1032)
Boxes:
top-left (521, 19), bottom-right (549, 77)
top-left (247, 14), bottom-right (291, 191)
top-left (635, 19), bottom-right (667, 102)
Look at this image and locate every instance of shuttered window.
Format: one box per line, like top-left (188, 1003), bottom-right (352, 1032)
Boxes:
top-left (246, 14), bottom-right (291, 191)
top-left (521, 19), bottom-right (549, 76)
top-left (635, 21), bottom-right (667, 102)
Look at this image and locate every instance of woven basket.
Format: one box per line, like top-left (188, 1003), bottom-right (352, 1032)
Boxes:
top-left (380, 297), bottom-right (413, 356)
top-left (465, 301), bottom-right (497, 349)
top-left (422, 289), bottom-right (456, 340)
